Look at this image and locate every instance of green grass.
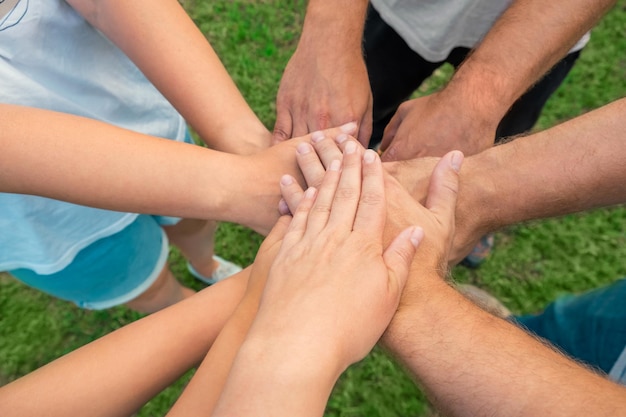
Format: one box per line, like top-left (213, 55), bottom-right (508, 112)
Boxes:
top-left (1, 1), bottom-right (625, 415)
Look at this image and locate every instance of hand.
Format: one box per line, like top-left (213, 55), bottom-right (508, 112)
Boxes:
top-left (250, 142), bottom-right (421, 369)
top-left (380, 92), bottom-right (497, 161)
top-left (384, 155), bottom-right (493, 266)
top-left (273, 44), bottom-right (373, 147)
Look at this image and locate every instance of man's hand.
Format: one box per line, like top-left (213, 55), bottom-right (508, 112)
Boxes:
top-left (274, 48), bottom-right (373, 147)
top-left (380, 92), bottom-right (498, 161)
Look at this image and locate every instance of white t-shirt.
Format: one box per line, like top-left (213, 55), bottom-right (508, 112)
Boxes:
top-left (0, 0), bottom-right (186, 274)
top-left (370, 0), bottom-right (590, 62)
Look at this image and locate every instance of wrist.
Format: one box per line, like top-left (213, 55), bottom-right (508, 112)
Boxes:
top-left (299, 1), bottom-right (368, 54)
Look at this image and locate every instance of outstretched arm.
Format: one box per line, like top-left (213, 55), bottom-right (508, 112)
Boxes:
top-left (386, 97), bottom-right (626, 262)
top-left (383, 274), bottom-right (626, 417)
top-left (0, 104), bottom-right (357, 234)
top-left (67, 0), bottom-right (271, 154)
top-left (273, 0), bottom-right (372, 145)
top-left (0, 271), bottom-right (248, 417)
top-left (380, 0), bottom-right (616, 160)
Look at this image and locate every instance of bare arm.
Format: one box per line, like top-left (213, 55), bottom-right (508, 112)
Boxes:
top-left (66, 0), bottom-right (271, 154)
top-left (386, 97), bottom-right (626, 262)
top-left (381, 0), bottom-right (616, 160)
top-left (273, 0), bottom-right (373, 145)
top-left (452, 97), bottom-right (626, 260)
top-left (383, 278), bottom-right (626, 417)
top-left (0, 271), bottom-right (248, 417)
top-left (1, 105), bottom-right (358, 235)
top-left (0, 104), bottom-right (299, 234)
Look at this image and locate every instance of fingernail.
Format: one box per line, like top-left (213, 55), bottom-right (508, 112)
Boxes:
top-left (345, 141), bottom-right (357, 154)
top-left (280, 174), bottom-right (294, 186)
top-left (329, 159), bottom-right (341, 171)
top-left (340, 121), bottom-right (357, 134)
top-left (296, 142), bottom-right (311, 155)
top-left (278, 199), bottom-right (290, 215)
top-left (363, 149), bottom-right (377, 164)
top-left (311, 131), bottom-right (325, 143)
top-left (335, 133), bottom-right (348, 144)
top-left (450, 150), bottom-right (464, 172)
top-left (304, 187), bottom-right (317, 199)
top-left (410, 227), bottom-right (424, 248)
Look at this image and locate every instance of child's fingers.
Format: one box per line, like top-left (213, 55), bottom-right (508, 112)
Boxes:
top-left (327, 141), bottom-right (364, 231)
top-left (310, 131), bottom-right (344, 170)
top-left (303, 158), bottom-right (342, 237)
top-left (280, 186), bottom-right (317, 248)
top-left (296, 142), bottom-right (326, 189)
top-left (279, 174), bottom-right (305, 215)
top-left (352, 149), bottom-right (386, 236)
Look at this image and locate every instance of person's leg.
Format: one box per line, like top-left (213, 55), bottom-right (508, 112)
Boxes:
top-left (162, 218), bottom-right (241, 285)
top-left (10, 215), bottom-right (195, 313)
top-left (125, 264), bottom-right (195, 313)
top-left (164, 218), bottom-right (218, 277)
top-left (495, 51), bottom-right (581, 140)
top-left (515, 278), bottom-right (626, 376)
top-left (363, 5), bottom-right (443, 145)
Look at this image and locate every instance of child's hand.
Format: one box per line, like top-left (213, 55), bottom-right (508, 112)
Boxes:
top-left (248, 142), bottom-right (422, 370)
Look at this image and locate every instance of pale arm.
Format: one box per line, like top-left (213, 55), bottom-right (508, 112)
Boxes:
top-left (273, 0), bottom-right (373, 145)
top-left (67, 0), bottom-right (270, 154)
top-left (0, 104), bottom-right (302, 234)
top-left (380, 0), bottom-right (616, 160)
top-left (0, 271), bottom-right (248, 417)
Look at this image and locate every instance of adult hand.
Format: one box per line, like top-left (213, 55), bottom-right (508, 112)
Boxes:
top-left (273, 46), bottom-right (373, 147)
top-left (380, 92), bottom-right (498, 161)
top-left (384, 154), bottom-right (494, 266)
top-left (252, 142), bottom-right (421, 369)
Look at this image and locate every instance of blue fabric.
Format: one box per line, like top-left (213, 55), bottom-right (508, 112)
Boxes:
top-left (0, 0), bottom-right (186, 274)
top-left (9, 215), bottom-right (168, 309)
top-left (515, 278), bottom-right (626, 377)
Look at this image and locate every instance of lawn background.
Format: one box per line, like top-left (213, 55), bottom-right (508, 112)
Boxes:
top-left (1, 1), bottom-right (625, 415)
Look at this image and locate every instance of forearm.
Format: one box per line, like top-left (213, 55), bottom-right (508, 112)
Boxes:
top-left (459, 97), bottom-right (626, 232)
top-left (0, 104), bottom-right (298, 232)
top-left (212, 327), bottom-right (342, 417)
top-left (0, 272), bottom-right (248, 417)
top-left (299, 0), bottom-right (369, 56)
top-left (446, 0), bottom-right (615, 124)
top-left (68, 0), bottom-right (270, 154)
top-left (384, 278), bottom-right (626, 417)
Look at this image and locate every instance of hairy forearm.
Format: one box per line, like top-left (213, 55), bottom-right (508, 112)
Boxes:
top-left (0, 104), bottom-right (290, 232)
top-left (299, 0), bottom-right (369, 54)
top-left (0, 272), bottom-right (248, 417)
top-left (460, 97), bottom-right (626, 232)
top-left (447, 0), bottom-right (615, 121)
top-left (67, 0), bottom-right (269, 154)
top-left (384, 278), bottom-right (626, 417)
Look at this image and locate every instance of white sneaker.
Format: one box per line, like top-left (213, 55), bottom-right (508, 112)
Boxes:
top-left (187, 255), bottom-right (242, 285)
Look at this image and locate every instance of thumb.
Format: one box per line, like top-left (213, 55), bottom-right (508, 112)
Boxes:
top-left (425, 150), bottom-right (463, 226)
top-left (272, 109), bottom-right (294, 145)
top-left (382, 226), bottom-right (424, 296)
